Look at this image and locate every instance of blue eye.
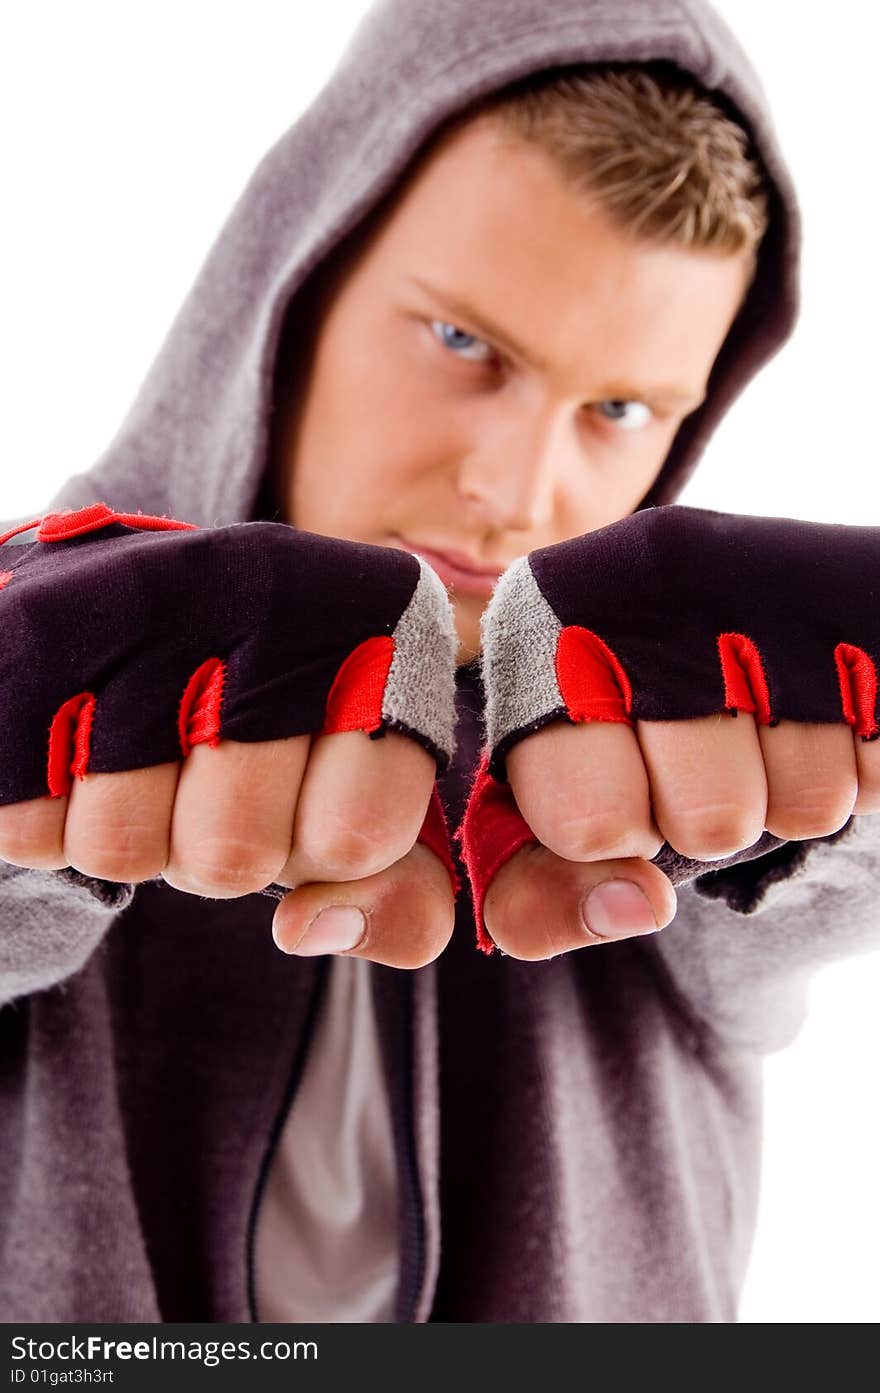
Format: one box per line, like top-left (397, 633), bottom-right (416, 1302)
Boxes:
top-left (595, 400), bottom-right (654, 431)
top-left (430, 320), bottom-right (494, 363)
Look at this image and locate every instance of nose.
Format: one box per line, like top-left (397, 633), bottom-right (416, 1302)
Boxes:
top-left (454, 400), bottom-right (578, 533)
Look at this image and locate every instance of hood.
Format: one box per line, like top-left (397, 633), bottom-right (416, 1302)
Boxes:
top-left (40, 0), bottom-right (800, 529)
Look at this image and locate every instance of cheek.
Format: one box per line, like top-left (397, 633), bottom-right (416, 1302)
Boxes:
top-left (289, 385), bottom-right (450, 532)
top-left (558, 430), bottom-right (675, 532)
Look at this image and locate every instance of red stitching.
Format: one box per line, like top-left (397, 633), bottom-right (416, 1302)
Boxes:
top-left (454, 752), bottom-right (539, 955)
top-left (555, 625), bottom-right (634, 726)
top-left (418, 785), bottom-right (462, 898)
top-left (36, 502), bottom-right (199, 542)
top-left (178, 658), bottom-right (226, 757)
top-left (0, 517), bottom-right (43, 548)
top-left (47, 692), bottom-right (96, 797)
top-left (321, 636), bottom-right (395, 736)
top-left (834, 643), bottom-right (879, 739)
top-left (108, 511), bottom-right (198, 532)
top-left (1, 504), bottom-right (199, 549)
top-left (717, 632), bottom-right (773, 725)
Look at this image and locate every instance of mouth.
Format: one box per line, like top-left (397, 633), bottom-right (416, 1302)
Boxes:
top-left (393, 537), bottom-right (505, 598)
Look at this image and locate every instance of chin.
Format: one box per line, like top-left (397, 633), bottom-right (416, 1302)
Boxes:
top-left (454, 633), bottom-right (481, 664)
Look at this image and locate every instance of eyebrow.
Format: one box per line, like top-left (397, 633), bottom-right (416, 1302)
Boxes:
top-left (404, 274), bottom-right (707, 410)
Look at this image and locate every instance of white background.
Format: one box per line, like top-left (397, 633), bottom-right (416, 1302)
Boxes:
top-left (2, 1), bottom-right (878, 1321)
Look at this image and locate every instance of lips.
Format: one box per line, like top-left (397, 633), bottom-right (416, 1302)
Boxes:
top-left (395, 538), bottom-right (506, 598)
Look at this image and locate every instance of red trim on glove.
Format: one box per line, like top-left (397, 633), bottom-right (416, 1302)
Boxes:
top-left (0, 517), bottom-right (44, 548)
top-left (835, 642), bottom-right (880, 739)
top-left (556, 625), bottom-right (634, 725)
top-left (717, 632), bottom-right (773, 725)
top-left (322, 635), bottom-right (395, 737)
top-left (178, 657), bottom-right (227, 756)
top-left (1, 505), bottom-right (200, 599)
top-left (417, 783), bottom-right (462, 897)
top-left (36, 502), bottom-right (199, 543)
top-left (47, 692), bottom-right (96, 797)
top-left (321, 636), bottom-right (460, 895)
top-left (454, 752), bottom-right (538, 955)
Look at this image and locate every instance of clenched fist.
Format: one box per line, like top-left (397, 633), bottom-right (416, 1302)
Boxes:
top-left (458, 506), bottom-right (880, 960)
top-left (0, 503), bottom-right (461, 969)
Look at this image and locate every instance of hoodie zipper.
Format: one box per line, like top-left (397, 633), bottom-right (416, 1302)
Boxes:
top-left (245, 954), bottom-right (331, 1323)
top-left (397, 969), bottom-right (427, 1323)
top-left (244, 956), bottom-right (428, 1323)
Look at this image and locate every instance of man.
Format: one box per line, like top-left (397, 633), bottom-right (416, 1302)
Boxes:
top-left (261, 90), bottom-right (873, 967)
top-left (1, 0), bottom-right (877, 1325)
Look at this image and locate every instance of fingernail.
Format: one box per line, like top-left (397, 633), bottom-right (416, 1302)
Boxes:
top-left (581, 880), bottom-right (658, 939)
top-left (291, 905), bottom-right (367, 956)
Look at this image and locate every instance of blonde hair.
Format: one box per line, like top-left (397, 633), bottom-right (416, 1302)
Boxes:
top-left (452, 62), bottom-right (770, 267)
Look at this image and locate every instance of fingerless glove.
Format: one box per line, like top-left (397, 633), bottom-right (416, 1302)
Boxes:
top-left (0, 502), bottom-right (462, 898)
top-left (457, 505), bottom-right (878, 951)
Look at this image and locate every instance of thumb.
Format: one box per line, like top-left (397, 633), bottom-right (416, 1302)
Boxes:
top-left (271, 840), bottom-right (455, 970)
top-left (483, 841), bottom-right (678, 961)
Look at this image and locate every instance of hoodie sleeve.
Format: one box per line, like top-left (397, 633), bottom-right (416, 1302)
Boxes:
top-left (0, 861), bottom-right (135, 1010)
top-left (644, 812), bottom-right (880, 1056)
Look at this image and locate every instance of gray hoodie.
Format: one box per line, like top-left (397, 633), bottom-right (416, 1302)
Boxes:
top-left (1, 0), bottom-right (878, 1322)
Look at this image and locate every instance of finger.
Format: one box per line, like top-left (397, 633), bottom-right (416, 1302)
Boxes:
top-left (505, 721), bottom-right (664, 863)
top-left (483, 841), bottom-right (677, 962)
top-left (853, 728), bottom-right (880, 815)
top-left (637, 712), bottom-right (766, 861)
top-left (277, 727), bottom-right (437, 887)
top-left (271, 840), bottom-right (455, 970)
top-left (0, 791), bottom-right (70, 870)
top-left (163, 735), bottom-right (310, 897)
top-left (63, 762), bottom-right (181, 882)
top-left (756, 719), bottom-right (859, 837)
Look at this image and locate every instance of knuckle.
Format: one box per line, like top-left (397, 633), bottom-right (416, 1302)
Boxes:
top-left (852, 788), bottom-right (880, 815)
top-left (173, 836), bottom-right (284, 894)
top-left (65, 823), bottom-right (168, 883)
top-left (67, 851), bottom-right (163, 884)
top-left (0, 803), bottom-right (64, 868)
top-left (765, 798), bottom-right (853, 841)
top-left (665, 805), bottom-right (762, 861)
top-left (298, 811), bottom-right (412, 879)
top-left (0, 845), bottom-right (67, 871)
top-left (0, 831), bottom-right (56, 869)
top-left (854, 761), bottom-right (880, 802)
top-left (547, 810), bottom-right (637, 862)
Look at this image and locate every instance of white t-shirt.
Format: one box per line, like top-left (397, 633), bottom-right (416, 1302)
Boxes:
top-left (254, 953), bottom-right (400, 1322)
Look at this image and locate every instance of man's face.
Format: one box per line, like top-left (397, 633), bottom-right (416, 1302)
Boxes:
top-left (271, 114), bottom-right (753, 665)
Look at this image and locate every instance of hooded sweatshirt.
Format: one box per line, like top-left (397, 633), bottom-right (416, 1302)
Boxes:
top-left (1, 0), bottom-right (878, 1323)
